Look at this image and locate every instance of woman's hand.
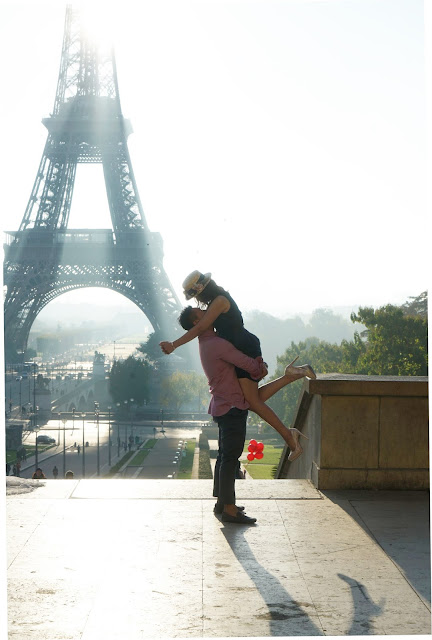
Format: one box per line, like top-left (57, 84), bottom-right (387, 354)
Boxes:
top-left (160, 341), bottom-right (175, 354)
top-left (255, 356), bottom-right (268, 379)
top-left (260, 361), bottom-right (268, 379)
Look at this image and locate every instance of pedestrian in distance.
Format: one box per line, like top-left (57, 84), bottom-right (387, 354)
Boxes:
top-left (177, 305), bottom-right (308, 524)
top-left (161, 271), bottom-right (316, 461)
top-left (32, 468), bottom-right (46, 479)
top-left (15, 461), bottom-right (21, 477)
top-left (12, 464), bottom-right (17, 476)
top-left (6, 462), bottom-right (11, 475)
top-left (52, 465), bottom-right (59, 479)
top-left (77, 444), bottom-right (81, 455)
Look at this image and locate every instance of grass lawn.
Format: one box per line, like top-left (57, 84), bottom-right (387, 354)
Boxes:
top-left (241, 443), bottom-right (284, 479)
top-left (6, 444), bottom-right (53, 464)
top-left (177, 439), bottom-right (196, 479)
top-left (104, 451), bottom-right (135, 477)
top-left (128, 439), bottom-right (156, 466)
top-left (244, 464), bottom-right (279, 479)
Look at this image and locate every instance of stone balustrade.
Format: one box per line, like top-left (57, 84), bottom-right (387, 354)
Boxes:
top-left (276, 374), bottom-right (429, 490)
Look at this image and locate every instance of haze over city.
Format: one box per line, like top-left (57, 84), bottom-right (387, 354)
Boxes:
top-left (1, 0), bottom-right (429, 324)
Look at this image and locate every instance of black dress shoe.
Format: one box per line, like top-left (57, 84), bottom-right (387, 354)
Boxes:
top-left (214, 503), bottom-right (245, 514)
top-left (221, 511), bottom-right (257, 525)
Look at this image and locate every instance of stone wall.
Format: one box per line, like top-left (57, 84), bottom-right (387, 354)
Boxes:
top-left (276, 374), bottom-right (429, 490)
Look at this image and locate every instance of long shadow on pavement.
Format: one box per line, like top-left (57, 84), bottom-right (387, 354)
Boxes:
top-left (220, 524), bottom-right (323, 636)
top-left (323, 490), bottom-right (431, 606)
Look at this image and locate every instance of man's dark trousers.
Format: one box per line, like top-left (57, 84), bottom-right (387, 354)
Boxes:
top-left (213, 408), bottom-right (248, 506)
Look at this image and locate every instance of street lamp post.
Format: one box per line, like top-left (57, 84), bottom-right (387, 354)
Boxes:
top-left (34, 425), bottom-right (40, 472)
top-left (62, 415), bottom-right (67, 477)
top-left (81, 413), bottom-right (86, 478)
top-left (32, 363), bottom-right (37, 429)
top-left (95, 402), bottom-right (100, 476)
top-left (130, 398), bottom-right (134, 449)
top-left (18, 376), bottom-right (22, 415)
top-left (124, 398), bottom-right (134, 450)
top-left (108, 406), bottom-right (112, 466)
top-left (123, 400), bottom-right (128, 448)
top-left (116, 402), bottom-right (121, 455)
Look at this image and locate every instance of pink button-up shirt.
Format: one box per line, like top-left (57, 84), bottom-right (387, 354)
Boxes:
top-left (198, 329), bottom-right (263, 417)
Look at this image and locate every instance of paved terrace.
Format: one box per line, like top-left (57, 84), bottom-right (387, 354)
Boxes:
top-left (5, 477), bottom-right (430, 639)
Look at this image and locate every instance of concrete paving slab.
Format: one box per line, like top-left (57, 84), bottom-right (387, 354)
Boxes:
top-left (6, 479), bottom-right (430, 639)
top-left (68, 478), bottom-right (322, 500)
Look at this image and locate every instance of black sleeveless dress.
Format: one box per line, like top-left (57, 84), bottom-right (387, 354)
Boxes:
top-left (213, 292), bottom-right (262, 380)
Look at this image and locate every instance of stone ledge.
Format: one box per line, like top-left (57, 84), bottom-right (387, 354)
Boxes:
top-left (6, 477), bottom-right (323, 501)
top-left (306, 374), bottom-right (428, 397)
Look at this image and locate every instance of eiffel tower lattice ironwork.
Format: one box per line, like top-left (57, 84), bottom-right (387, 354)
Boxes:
top-left (4, 6), bottom-right (182, 359)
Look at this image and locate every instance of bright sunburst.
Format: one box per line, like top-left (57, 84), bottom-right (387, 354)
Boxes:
top-left (79, 3), bottom-right (116, 51)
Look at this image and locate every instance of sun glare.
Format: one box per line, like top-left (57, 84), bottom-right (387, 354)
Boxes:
top-left (79, 3), bottom-right (116, 51)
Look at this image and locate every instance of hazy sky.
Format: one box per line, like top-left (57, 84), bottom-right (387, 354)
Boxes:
top-left (1, 0), bottom-right (429, 318)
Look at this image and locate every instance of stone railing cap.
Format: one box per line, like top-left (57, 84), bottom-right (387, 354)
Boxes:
top-left (305, 374), bottom-right (428, 397)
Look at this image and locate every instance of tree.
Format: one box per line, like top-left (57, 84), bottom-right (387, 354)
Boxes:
top-left (160, 371), bottom-right (208, 413)
top-left (350, 304), bottom-right (428, 375)
top-left (267, 293), bottom-right (428, 425)
top-left (109, 356), bottom-right (153, 406)
top-left (136, 331), bottom-right (164, 364)
top-left (268, 338), bottom-right (348, 425)
top-left (402, 291), bottom-right (427, 318)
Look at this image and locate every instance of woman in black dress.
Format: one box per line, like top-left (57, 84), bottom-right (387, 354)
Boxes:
top-left (160, 271), bottom-right (316, 461)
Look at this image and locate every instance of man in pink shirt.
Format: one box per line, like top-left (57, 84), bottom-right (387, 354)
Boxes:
top-left (179, 306), bottom-right (300, 525)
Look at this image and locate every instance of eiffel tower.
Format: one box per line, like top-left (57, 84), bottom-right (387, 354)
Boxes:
top-left (4, 6), bottom-right (182, 361)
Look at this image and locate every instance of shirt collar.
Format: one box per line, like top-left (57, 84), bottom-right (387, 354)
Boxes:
top-left (198, 329), bottom-right (216, 340)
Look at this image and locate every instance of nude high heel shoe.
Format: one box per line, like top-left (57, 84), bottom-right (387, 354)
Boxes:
top-left (284, 356), bottom-right (299, 376)
top-left (285, 357), bottom-right (317, 380)
top-left (288, 428), bottom-right (309, 462)
top-left (296, 364), bottom-right (317, 380)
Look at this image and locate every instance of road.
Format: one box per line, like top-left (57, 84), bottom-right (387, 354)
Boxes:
top-left (18, 418), bottom-right (202, 480)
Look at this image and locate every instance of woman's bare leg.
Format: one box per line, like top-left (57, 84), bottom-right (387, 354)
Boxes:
top-left (258, 372), bottom-right (302, 402)
top-left (239, 378), bottom-right (297, 449)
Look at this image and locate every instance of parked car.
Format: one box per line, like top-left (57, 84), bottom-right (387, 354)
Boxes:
top-left (36, 435), bottom-right (56, 444)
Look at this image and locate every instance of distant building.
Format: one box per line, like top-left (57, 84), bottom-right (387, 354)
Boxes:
top-left (93, 351), bottom-right (106, 379)
top-left (5, 420), bottom-right (26, 450)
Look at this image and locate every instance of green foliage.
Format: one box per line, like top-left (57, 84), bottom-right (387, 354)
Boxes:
top-left (198, 432), bottom-right (212, 479)
top-left (137, 331), bottom-right (164, 364)
top-left (109, 355), bottom-right (153, 406)
top-left (160, 371), bottom-right (208, 412)
top-left (177, 439), bottom-right (196, 479)
top-left (244, 308), bottom-right (359, 375)
top-left (244, 464), bottom-right (278, 479)
top-left (104, 451), bottom-right (135, 477)
top-left (268, 293), bottom-right (428, 426)
top-left (128, 440), bottom-right (156, 466)
top-left (402, 291), bottom-right (427, 318)
top-left (350, 304), bottom-right (428, 375)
